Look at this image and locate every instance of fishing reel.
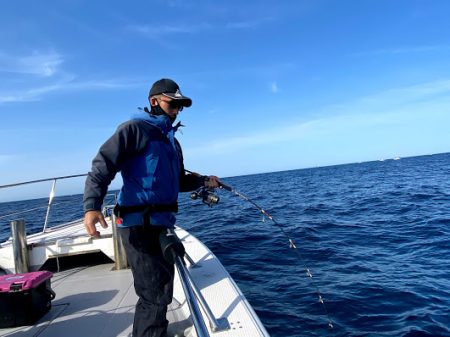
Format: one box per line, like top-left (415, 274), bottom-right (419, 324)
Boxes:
top-left (190, 187), bottom-right (220, 207)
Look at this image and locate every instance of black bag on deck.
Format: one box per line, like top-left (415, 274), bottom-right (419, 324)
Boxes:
top-left (0, 271), bottom-right (55, 328)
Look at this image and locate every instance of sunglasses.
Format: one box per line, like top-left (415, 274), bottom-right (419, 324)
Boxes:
top-left (158, 99), bottom-right (184, 111)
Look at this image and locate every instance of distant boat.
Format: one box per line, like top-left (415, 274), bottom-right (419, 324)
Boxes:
top-left (393, 157), bottom-right (401, 160)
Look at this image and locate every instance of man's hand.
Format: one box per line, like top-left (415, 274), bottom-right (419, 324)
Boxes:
top-left (205, 175), bottom-right (221, 189)
top-left (84, 210), bottom-right (108, 238)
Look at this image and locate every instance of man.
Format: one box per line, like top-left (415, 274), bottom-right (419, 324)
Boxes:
top-left (83, 78), bottom-right (220, 337)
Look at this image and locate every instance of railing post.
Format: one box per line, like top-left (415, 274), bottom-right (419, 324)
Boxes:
top-left (43, 179), bottom-right (57, 232)
top-left (10, 219), bottom-right (30, 274)
top-left (111, 212), bottom-right (128, 270)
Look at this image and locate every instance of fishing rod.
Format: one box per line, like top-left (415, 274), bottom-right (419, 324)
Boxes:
top-left (187, 171), bottom-right (334, 330)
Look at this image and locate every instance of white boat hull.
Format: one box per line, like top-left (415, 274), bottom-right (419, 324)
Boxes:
top-left (0, 221), bottom-right (270, 337)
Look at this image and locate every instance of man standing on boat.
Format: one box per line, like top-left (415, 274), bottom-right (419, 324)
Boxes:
top-left (83, 78), bottom-right (220, 337)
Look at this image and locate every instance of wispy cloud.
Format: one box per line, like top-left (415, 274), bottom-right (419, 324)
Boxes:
top-left (128, 23), bottom-right (212, 36)
top-left (0, 78), bottom-right (141, 104)
top-left (67, 79), bottom-right (142, 90)
top-left (0, 49), bottom-right (144, 104)
top-left (128, 16), bottom-right (276, 39)
top-left (0, 154), bottom-right (14, 163)
top-left (186, 120), bottom-right (315, 156)
top-left (352, 45), bottom-right (450, 57)
top-left (0, 50), bottom-right (63, 77)
top-left (355, 79), bottom-right (450, 107)
top-left (225, 17), bottom-right (276, 30)
top-left (0, 84), bottom-right (61, 103)
top-left (270, 82), bottom-right (279, 93)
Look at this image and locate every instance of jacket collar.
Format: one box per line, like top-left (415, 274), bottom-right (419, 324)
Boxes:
top-left (136, 113), bottom-right (174, 135)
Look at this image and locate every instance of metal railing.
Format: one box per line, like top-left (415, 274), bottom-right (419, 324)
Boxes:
top-left (167, 227), bottom-right (230, 336)
top-left (175, 255), bottom-right (211, 337)
top-left (1, 174), bottom-right (117, 233)
top-left (176, 255), bottom-right (230, 335)
top-left (0, 174), bottom-right (88, 233)
top-left (0, 174), bottom-right (125, 271)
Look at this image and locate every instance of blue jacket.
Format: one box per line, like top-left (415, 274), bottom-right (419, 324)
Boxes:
top-left (83, 113), bottom-right (204, 227)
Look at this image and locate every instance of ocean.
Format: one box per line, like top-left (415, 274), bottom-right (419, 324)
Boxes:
top-left (1, 153), bottom-right (449, 336)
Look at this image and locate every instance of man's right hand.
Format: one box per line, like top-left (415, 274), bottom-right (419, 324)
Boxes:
top-left (84, 210), bottom-right (109, 238)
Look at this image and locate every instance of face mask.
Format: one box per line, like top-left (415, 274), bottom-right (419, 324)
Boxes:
top-left (150, 105), bottom-right (176, 123)
top-left (151, 104), bottom-right (165, 116)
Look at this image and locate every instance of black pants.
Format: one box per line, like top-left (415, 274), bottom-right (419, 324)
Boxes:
top-left (118, 226), bottom-right (174, 337)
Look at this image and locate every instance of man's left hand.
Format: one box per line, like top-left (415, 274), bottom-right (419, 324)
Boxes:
top-left (205, 175), bottom-right (221, 188)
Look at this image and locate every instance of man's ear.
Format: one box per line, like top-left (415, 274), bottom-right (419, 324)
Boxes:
top-left (149, 96), bottom-right (158, 107)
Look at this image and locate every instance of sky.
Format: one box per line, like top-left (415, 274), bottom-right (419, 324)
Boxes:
top-left (1, 0), bottom-right (450, 201)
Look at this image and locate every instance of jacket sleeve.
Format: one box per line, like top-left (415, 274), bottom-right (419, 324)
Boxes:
top-left (83, 121), bottom-right (147, 212)
top-left (174, 138), bottom-right (205, 192)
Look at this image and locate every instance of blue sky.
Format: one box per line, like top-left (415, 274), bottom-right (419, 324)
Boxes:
top-left (1, 0), bottom-right (450, 201)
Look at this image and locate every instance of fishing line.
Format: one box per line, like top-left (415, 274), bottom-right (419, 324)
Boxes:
top-left (217, 182), bottom-right (334, 330)
top-left (185, 170), bottom-right (334, 329)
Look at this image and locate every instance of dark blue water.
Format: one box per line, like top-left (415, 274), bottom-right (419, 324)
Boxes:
top-left (1, 153), bottom-right (450, 336)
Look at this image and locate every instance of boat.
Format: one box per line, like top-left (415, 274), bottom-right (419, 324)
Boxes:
top-left (0, 175), bottom-right (270, 337)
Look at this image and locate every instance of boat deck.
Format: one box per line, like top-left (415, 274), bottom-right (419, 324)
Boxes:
top-left (0, 222), bottom-right (269, 337)
top-left (0, 263), bottom-right (192, 337)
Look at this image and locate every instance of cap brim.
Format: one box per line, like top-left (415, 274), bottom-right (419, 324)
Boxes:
top-left (162, 93), bottom-right (192, 107)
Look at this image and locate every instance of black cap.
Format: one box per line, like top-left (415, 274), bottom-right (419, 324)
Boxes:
top-left (149, 78), bottom-right (192, 107)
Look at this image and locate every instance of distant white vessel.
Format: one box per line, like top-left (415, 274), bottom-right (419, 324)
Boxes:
top-left (393, 157), bottom-right (401, 160)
